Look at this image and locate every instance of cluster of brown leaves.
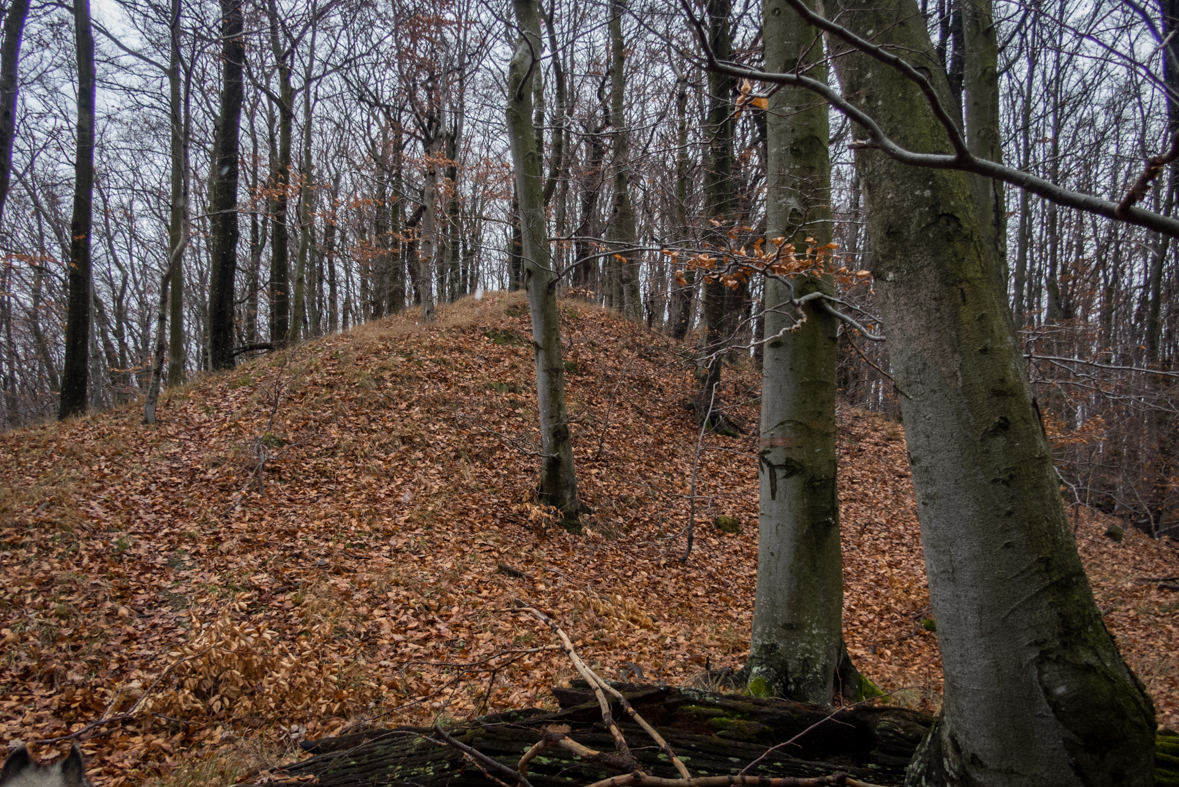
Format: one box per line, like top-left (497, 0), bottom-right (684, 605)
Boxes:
top-left (0, 291), bottom-right (1175, 786)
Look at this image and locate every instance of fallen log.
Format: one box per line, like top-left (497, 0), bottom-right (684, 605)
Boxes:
top-left (262, 684), bottom-right (934, 787)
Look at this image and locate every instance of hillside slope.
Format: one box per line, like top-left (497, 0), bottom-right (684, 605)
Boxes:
top-left (1, 291), bottom-right (1176, 785)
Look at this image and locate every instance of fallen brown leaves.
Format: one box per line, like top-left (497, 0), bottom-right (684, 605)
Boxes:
top-left (0, 291), bottom-right (1175, 786)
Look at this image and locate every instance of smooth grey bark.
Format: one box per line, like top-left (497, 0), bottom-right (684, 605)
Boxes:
top-left (60, 0), bottom-right (96, 419)
top-left (418, 133), bottom-right (439, 323)
top-left (961, 0), bottom-right (1004, 266)
top-left (608, 0), bottom-right (641, 321)
top-left (826, 1), bottom-right (1157, 784)
top-left (506, 0), bottom-right (581, 525)
top-left (288, 21), bottom-right (317, 345)
top-left (747, 0), bottom-right (844, 706)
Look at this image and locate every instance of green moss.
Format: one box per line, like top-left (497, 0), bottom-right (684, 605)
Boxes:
top-left (1158, 730), bottom-right (1179, 787)
top-left (921, 617), bottom-right (937, 632)
top-left (709, 717), bottom-right (768, 741)
top-left (484, 328), bottom-right (527, 347)
top-left (858, 673), bottom-right (886, 700)
top-left (679, 705), bottom-right (727, 719)
top-left (715, 515), bottom-right (741, 534)
top-left (746, 676), bottom-right (773, 698)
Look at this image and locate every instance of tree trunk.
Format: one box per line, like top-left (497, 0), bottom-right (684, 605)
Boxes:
top-left (59, 0), bottom-right (96, 419)
top-left (506, 0), bottom-right (581, 525)
top-left (748, 0), bottom-right (847, 706)
top-left (961, 0), bottom-right (1005, 268)
top-left (669, 61), bottom-right (694, 341)
top-left (826, 2), bottom-right (1157, 784)
top-left (418, 134), bottom-right (439, 323)
top-left (266, 0), bottom-right (293, 348)
top-left (165, 0), bottom-right (189, 387)
top-left (206, 0), bottom-right (244, 371)
top-left (288, 34), bottom-right (316, 346)
top-left (698, 0), bottom-right (735, 430)
top-left (0, 0), bottom-right (30, 228)
top-left (608, 0), bottom-right (641, 321)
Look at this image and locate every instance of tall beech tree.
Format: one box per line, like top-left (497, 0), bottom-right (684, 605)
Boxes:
top-left (506, 0), bottom-right (581, 524)
top-left (747, 0), bottom-right (848, 705)
top-left (818, 0), bottom-right (1158, 782)
top-left (145, 0), bottom-right (190, 423)
top-left (59, 0), bottom-right (97, 419)
top-left (207, 0), bottom-right (245, 371)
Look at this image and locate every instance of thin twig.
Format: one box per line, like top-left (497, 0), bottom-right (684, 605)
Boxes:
top-left (512, 602), bottom-right (640, 772)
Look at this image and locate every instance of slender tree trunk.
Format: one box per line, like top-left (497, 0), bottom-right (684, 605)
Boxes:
top-left (573, 124), bottom-right (606, 292)
top-left (748, 0), bottom-right (848, 705)
top-left (0, 0), bottom-right (30, 228)
top-left (166, 0), bottom-right (189, 386)
top-left (206, 0), bottom-right (244, 371)
top-left (608, 0), bottom-right (641, 321)
top-left (324, 174), bottom-right (339, 333)
top-left (827, 1), bottom-right (1157, 783)
top-left (389, 120), bottom-right (406, 314)
top-left (961, 0), bottom-right (1005, 269)
top-left (266, 0), bottom-right (293, 347)
top-left (699, 0), bottom-right (735, 429)
top-left (418, 134), bottom-right (439, 323)
top-left (507, 0), bottom-right (581, 525)
top-left (669, 61), bottom-right (694, 341)
top-left (288, 40), bottom-right (316, 345)
top-left (145, 212), bottom-right (188, 423)
top-left (60, 0), bottom-right (96, 419)
top-left (1012, 12), bottom-right (1036, 324)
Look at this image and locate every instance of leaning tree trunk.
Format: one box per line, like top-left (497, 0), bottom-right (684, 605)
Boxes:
top-left (506, 0), bottom-right (581, 525)
top-left (206, 0), bottom-right (244, 371)
top-left (59, 0), bottom-right (96, 419)
top-left (826, 1), bottom-right (1157, 784)
top-left (747, 0), bottom-right (848, 706)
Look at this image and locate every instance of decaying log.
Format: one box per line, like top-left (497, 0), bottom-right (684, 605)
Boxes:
top-left (263, 684), bottom-right (933, 787)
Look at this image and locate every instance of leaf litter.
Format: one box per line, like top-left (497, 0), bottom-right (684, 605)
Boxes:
top-left (1, 291), bottom-right (1175, 785)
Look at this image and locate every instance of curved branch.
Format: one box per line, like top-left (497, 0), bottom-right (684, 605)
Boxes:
top-left (676, 0), bottom-right (1179, 239)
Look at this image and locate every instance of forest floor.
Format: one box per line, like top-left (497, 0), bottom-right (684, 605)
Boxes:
top-left (1, 291), bottom-right (1176, 787)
